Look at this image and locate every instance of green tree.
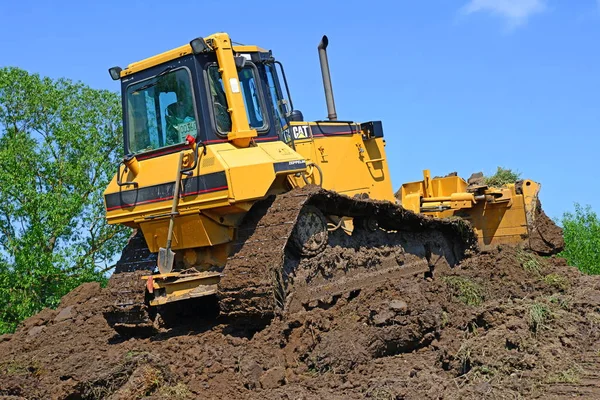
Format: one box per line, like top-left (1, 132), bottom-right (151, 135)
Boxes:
top-left (560, 204), bottom-right (600, 275)
top-left (0, 67), bottom-right (129, 333)
top-left (484, 167), bottom-right (521, 187)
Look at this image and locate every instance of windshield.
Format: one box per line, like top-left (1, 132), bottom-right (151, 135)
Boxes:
top-left (126, 68), bottom-right (198, 154)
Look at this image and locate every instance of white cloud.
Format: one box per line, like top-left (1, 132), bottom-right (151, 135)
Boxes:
top-left (463, 0), bottom-right (547, 28)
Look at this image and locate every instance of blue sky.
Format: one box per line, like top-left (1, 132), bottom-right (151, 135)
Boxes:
top-left (1, 0), bottom-right (599, 220)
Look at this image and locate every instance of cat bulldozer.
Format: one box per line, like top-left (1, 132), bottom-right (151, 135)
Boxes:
top-left (102, 33), bottom-right (556, 335)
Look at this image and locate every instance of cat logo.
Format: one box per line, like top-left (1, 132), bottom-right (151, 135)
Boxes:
top-left (291, 125), bottom-right (310, 139)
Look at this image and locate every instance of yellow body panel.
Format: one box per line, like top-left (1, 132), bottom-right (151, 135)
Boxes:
top-left (104, 140), bottom-right (307, 256)
top-left (140, 213), bottom-right (234, 253)
top-left (286, 122), bottom-right (395, 202)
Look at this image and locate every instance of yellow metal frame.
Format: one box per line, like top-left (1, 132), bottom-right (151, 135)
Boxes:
top-left (206, 33), bottom-right (257, 146)
top-left (120, 37), bottom-right (265, 77)
top-left (143, 271), bottom-right (222, 306)
top-left (400, 170), bottom-right (541, 249)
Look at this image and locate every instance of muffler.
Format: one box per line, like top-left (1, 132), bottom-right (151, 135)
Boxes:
top-left (318, 35), bottom-right (337, 121)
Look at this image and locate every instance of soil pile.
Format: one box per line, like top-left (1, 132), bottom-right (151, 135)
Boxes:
top-left (1, 245), bottom-right (599, 399)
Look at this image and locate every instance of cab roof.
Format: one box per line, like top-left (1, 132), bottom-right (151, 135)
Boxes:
top-left (120, 35), bottom-right (266, 78)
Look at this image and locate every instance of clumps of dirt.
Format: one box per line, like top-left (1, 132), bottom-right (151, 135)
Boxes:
top-left (467, 171), bottom-right (485, 188)
top-left (69, 352), bottom-right (178, 399)
top-left (528, 198), bottom-right (565, 255)
top-left (2, 245), bottom-right (600, 399)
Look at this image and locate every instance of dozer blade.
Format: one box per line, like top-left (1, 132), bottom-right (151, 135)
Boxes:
top-left (399, 171), bottom-right (564, 255)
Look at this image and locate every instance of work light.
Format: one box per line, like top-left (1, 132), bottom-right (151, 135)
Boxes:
top-left (190, 37), bottom-right (209, 54)
top-left (109, 66), bottom-right (122, 81)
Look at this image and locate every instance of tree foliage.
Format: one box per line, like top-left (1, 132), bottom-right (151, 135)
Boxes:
top-left (484, 167), bottom-right (521, 187)
top-left (0, 67), bottom-right (129, 333)
top-left (560, 204), bottom-right (600, 275)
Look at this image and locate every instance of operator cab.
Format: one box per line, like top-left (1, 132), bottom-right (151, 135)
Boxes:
top-left (109, 37), bottom-right (299, 159)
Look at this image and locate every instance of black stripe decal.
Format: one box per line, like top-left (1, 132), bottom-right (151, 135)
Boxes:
top-left (311, 123), bottom-right (359, 137)
top-left (273, 160), bottom-right (307, 173)
top-left (105, 171), bottom-right (228, 211)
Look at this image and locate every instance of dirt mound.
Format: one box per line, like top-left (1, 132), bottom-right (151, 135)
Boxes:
top-left (528, 198), bottom-right (565, 255)
top-left (1, 244), bottom-right (599, 399)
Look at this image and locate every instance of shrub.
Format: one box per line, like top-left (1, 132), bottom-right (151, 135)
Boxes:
top-left (560, 204), bottom-right (600, 275)
top-left (484, 167), bottom-right (521, 187)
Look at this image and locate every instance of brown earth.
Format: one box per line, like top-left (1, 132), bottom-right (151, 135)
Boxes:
top-left (1, 241), bottom-right (599, 399)
top-left (528, 198), bottom-right (565, 255)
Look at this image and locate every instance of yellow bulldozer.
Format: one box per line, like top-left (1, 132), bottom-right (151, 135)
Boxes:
top-left (102, 33), bottom-right (561, 335)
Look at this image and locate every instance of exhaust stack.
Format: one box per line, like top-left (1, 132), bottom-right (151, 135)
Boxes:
top-left (318, 35), bottom-right (337, 121)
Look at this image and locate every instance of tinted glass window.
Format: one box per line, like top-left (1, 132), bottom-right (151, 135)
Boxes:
top-left (265, 64), bottom-right (287, 130)
top-left (126, 68), bottom-right (197, 154)
top-left (208, 64), bottom-right (267, 135)
top-left (238, 68), bottom-right (265, 129)
top-left (207, 66), bottom-right (232, 134)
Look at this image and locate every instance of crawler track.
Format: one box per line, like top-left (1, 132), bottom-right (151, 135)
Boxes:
top-left (218, 185), bottom-right (477, 318)
top-left (104, 186), bottom-right (477, 335)
top-left (103, 231), bottom-right (157, 336)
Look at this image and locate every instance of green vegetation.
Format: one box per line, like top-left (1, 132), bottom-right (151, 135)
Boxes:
top-left (0, 67), bottom-right (129, 333)
top-left (560, 203), bottom-right (600, 275)
top-left (484, 166), bottom-right (521, 187)
top-left (442, 276), bottom-right (485, 306)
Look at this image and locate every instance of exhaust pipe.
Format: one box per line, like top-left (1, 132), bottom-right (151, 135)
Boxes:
top-left (318, 35), bottom-right (337, 121)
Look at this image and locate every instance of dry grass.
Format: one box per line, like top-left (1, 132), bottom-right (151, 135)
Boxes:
top-left (543, 273), bottom-right (570, 291)
top-left (443, 276), bottom-right (485, 306)
top-left (528, 303), bottom-right (552, 333)
top-left (517, 249), bottom-right (545, 275)
top-left (456, 341), bottom-right (473, 376)
top-left (546, 364), bottom-right (584, 384)
top-left (156, 383), bottom-right (193, 399)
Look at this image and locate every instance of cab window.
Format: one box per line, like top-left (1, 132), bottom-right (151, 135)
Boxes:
top-left (207, 64), bottom-right (267, 135)
top-left (265, 63), bottom-right (287, 130)
top-left (126, 68), bottom-right (197, 154)
top-left (207, 66), bottom-right (232, 134)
